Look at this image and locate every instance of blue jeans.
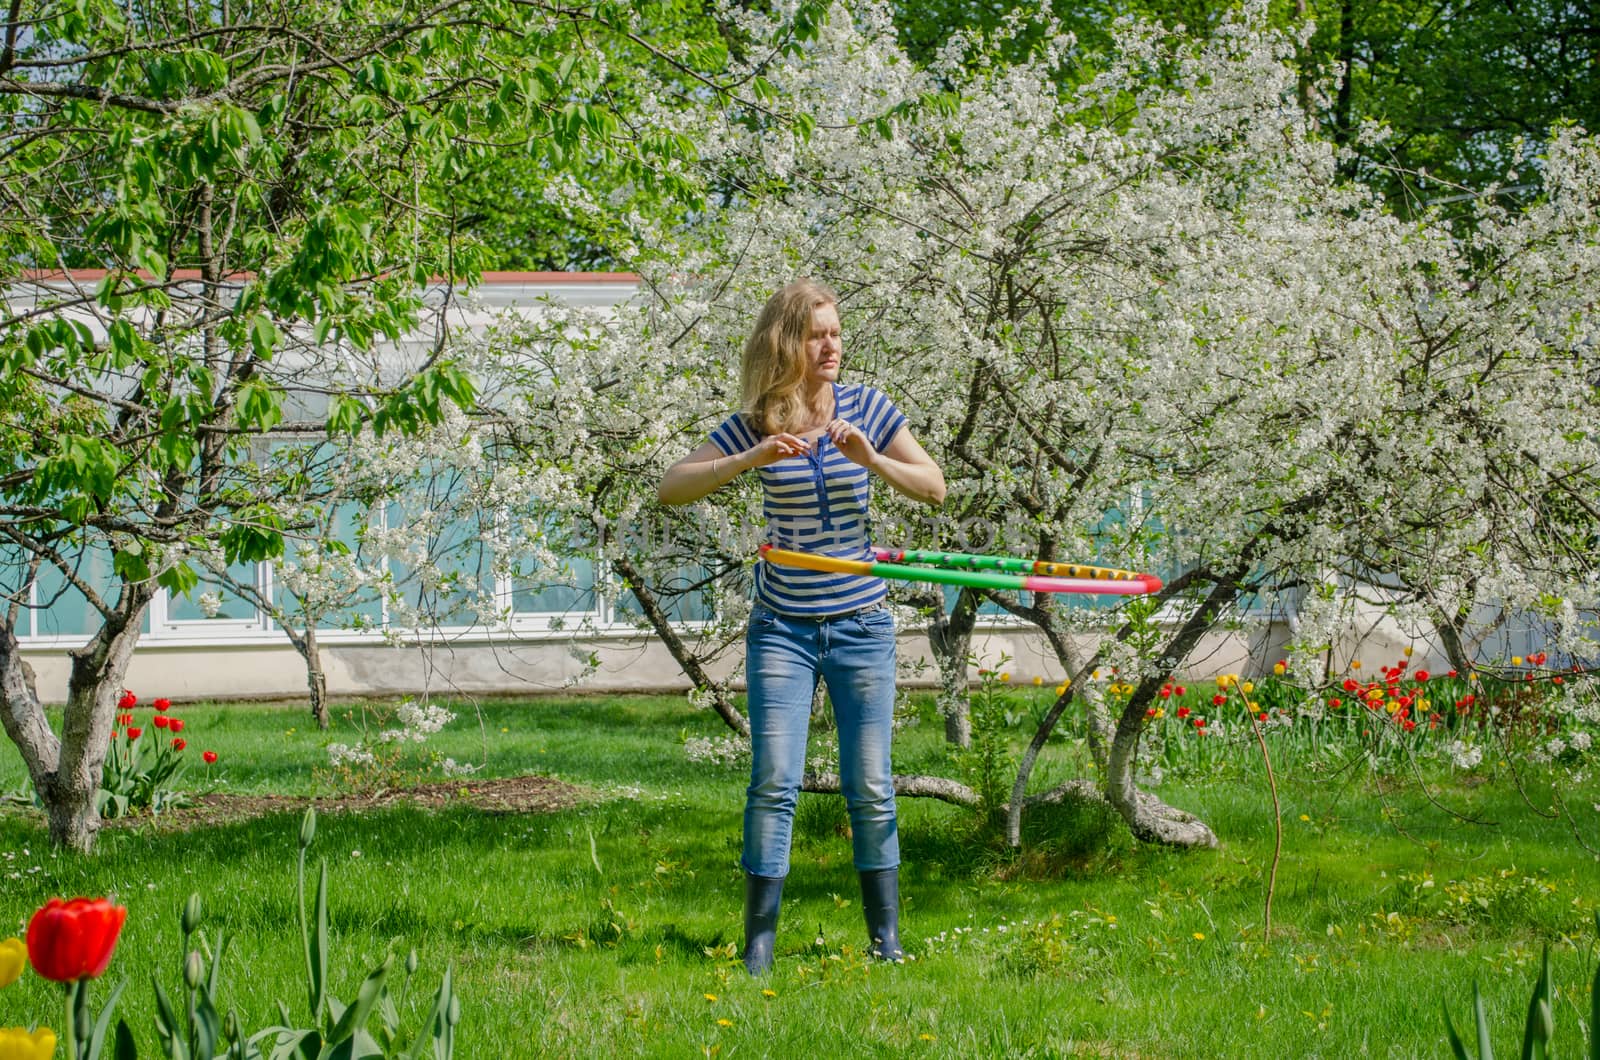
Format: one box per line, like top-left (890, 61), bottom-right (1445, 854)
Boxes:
top-left (742, 604), bottom-right (899, 878)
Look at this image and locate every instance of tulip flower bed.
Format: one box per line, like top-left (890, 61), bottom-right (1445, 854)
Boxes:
top-left (1, 693), bottom-right (1598, 1057)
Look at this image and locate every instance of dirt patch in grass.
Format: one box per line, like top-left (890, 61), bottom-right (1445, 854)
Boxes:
top-left (4, 775), bottom-right (587, 832)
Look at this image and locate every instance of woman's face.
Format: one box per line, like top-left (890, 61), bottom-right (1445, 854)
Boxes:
top-left (802, 302), bottom-right (842, 387)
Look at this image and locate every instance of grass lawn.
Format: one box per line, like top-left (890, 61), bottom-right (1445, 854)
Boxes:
top-left (1, 693), bottom-right (1597, 1058)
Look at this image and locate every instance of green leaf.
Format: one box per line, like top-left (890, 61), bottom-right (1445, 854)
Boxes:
top-left (1521, 945), bottom-right (1551, 1060)
top-left (250, 315), bottom-right (280, 360)
top-left (1474, 982), bottom-right (1495, 1060)
top-left (157, 562), bottom-right (200, 597)
top-left (1591, 911), bottom-right (1599, 1060)
top-left (237, 378), bottom-right (284, 431)
top-left (398, 966), bottom-right (451, 1060)
top-left (153, 976), bottom-right (190, 1059)
top-left (1444, 1000), bottom-right (1472, 1060)
top-left (311, 860), bottom-right (329, 1021)
top-left (325, 956), bottom-right (392, 1046)
top-left (113, 1018), bottom-right (137, 1060)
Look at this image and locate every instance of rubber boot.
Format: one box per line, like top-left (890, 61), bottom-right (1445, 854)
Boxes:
top-left (741, 872), bottom-right (785, 975)
top-left (859, 867), bottom-right (904, 961)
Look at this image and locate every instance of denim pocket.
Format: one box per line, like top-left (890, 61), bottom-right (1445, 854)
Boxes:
top-left (856, 607), bottom-right (896, 639)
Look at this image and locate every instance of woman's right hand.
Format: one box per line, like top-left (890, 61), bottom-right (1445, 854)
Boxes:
top-left (749, 433), bottom-right (812, 466)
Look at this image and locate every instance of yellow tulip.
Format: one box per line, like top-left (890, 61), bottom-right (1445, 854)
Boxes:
top-left (1272, 662), bottom-right (1286, 676)
top-left (1403, 646), bottom-right (1413, 657)
top-left (1512, 656), bottom-right (1523, 666)
top-left (0, 1027), bottom-right (56, 1060)
top-left (0, 939), bottom-right (25, 990)
top-left (1351, 660), bottom-right (1362, 670)
top-left (1241, 681), bottom-right (1255, 694)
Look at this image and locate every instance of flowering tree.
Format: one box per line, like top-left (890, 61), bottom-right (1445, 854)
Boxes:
top-left (0, 1), bottom-right (752, 850)
top-left (493, 1), bottom-right (1600, 848)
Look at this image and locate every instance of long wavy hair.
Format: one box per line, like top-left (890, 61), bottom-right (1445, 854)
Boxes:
top-left (740, 279), bottom-right (838, 436)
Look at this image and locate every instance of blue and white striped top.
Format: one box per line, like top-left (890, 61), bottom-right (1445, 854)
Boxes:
top-left (709, 382), bottom-right (907, 616)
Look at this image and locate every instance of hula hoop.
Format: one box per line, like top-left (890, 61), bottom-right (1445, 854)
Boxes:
top-left (760, 545), bottom-right (1163, 595)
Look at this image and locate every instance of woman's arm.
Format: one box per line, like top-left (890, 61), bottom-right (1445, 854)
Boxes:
top-left (657, 435), bottom-right (813, 505)
top-left (829, 421), bottom-right (946, 507)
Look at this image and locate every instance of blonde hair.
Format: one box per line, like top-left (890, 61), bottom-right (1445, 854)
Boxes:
top-left (740, 278), bottom-right (838, 436)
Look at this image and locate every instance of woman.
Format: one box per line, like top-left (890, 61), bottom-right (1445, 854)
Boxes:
top-left (659, 279), bottom-right (945, 975)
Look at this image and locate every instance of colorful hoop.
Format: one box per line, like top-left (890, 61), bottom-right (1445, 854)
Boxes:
top-left (759, 546), bottom-right (1163, 595)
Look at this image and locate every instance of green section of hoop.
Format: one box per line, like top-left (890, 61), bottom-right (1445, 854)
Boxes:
top-left (869, 561), bottom-right (1029, 591)
top-left (892, 549), bottom-right (1035, 574)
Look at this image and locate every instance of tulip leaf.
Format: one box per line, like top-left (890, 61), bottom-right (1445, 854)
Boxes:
top-left (310, 859), bottom-right (329, 1022)
top-left (153, 975), bottom-right (191, 1059)
top-left (325, 956), bottom-right (391, 1047)
top-left (1473, 983), bottom-right (1495, 1060)
top-left (1444, 1001), bottom-right (1472, 1060)
top-left (196, 985), bottom-right (223, 1059)
top-left (1521, 946), bottom-right (1552, 1060)
top-left (209, 926), bottom-right (230, 997)
top-left (1591, 911), bottom-right (1600, 1060)
top-left (88, 977), bottom-right (130, 1060)
top-left (114, 1018), bottom-right (137, 1060)
top-left (398, 965), bottom-right (451, 1060)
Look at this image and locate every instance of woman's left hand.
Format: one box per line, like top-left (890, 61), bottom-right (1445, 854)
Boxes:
top-left (827, 418), bottom-right (879, 469)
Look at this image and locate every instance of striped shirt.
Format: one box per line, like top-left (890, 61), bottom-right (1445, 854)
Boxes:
top-left (709, 382), bottom-right (907, 616)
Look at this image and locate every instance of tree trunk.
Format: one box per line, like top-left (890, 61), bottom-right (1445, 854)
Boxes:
top-left (9, 585), bottom-right (158, 852)
top-left (924, 587), bottom-right (977, 748)
top-left (611, 554), bottom-right (750, 737)
top-left (0, 624), bottom-right (62, 790)
top-left (1101, 576), bottom-right (1240, 851)
top-left (288, 625), bottom-right (331, 729)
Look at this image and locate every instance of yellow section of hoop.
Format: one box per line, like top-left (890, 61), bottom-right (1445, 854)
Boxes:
top-left (760, 548), bottom-right (875, 577)
top-left (1034, 561), bottom-right (1139, 580)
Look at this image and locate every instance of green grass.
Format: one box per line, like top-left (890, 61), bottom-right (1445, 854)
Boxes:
top-left (2, 694), bottom-right (1598, 1058)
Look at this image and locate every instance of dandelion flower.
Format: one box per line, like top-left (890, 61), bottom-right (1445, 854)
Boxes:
top-left (761, 989), bottom-right (776, 998)
top-left (704, 993), bottom-right (718, 1002)
top-left (716, 1018), bottom-right (733, 1027)
top-left (1193, 932), bottom-right (1206, 940)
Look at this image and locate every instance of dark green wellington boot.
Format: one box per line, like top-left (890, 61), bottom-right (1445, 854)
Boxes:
top-left (859, 867), bottom-right (904, 961)
top-left (741, 872), bottom-right (785, 975)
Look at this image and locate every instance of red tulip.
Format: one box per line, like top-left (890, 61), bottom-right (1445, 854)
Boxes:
top-left (117, 691), bottom-right (136, 710)
top-left (172, 738), bottom-right (186, 751)
top-left (126, 727), bottom-right (141, 740)
top-left (1413, 670), bottom-right (1429, 682)
top-left (1447, 670), bottom-right (1458, 678)
top-left (1342, 679), bottom-right (1359, 692)
top-left (202, 751), bottom-right (218, 765)
top-left (1328, 697), bottom-right (1342, 708)
top-left (26, 898), bottom-right (127, 982)
top-left (153, 698), bottom-right (171, 712)
top-left (1159, 687), bottom-right (1172, 699)
top-left (1174, 686), bottom-right (1187, 695)
top-left (153, 716), bottom-right (169, 730)
top-left (1211, 694), bottom-right (1226, 706)
top-left (1194, 717), bottom-right (1207, 728)
top-left (1177, 706), bottom-right (1191, 719)
top-left (1402, 720), bottom-right (1416, 732)
top-left (169, 719), bottom-right (185, 734)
